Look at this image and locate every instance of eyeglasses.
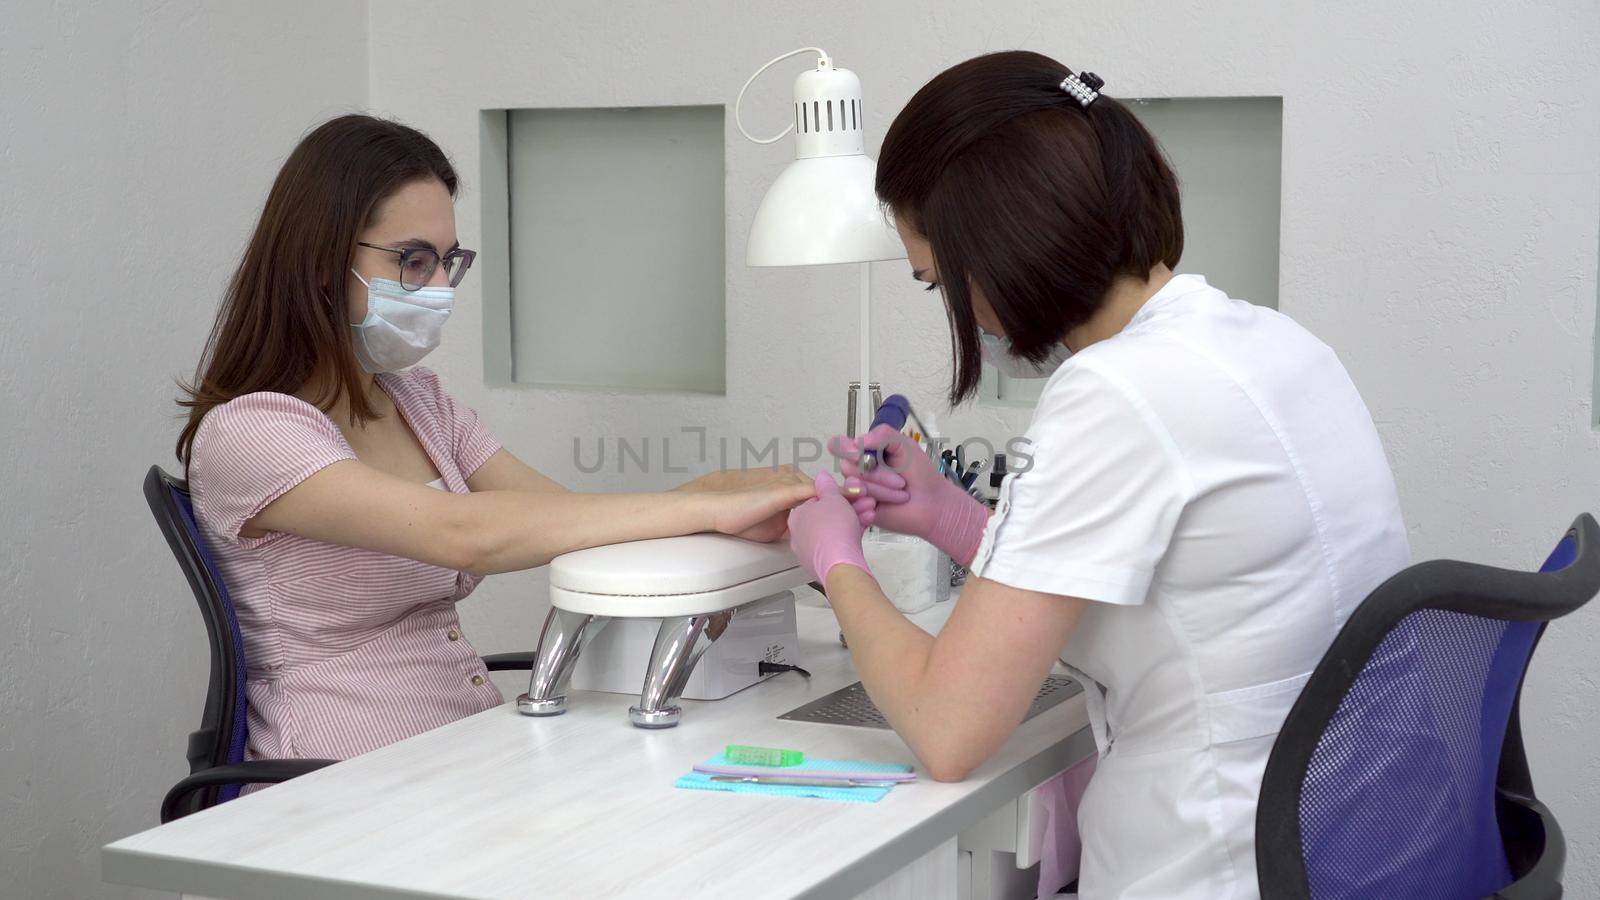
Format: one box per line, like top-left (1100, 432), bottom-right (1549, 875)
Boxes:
top-left (357, 242), bottom-right (477, 291)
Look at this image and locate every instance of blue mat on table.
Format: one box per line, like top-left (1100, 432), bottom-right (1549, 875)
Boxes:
top-left (674, 753), bottom-right (914, 804)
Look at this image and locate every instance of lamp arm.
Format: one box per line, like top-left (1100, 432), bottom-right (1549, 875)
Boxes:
top-left (735, 47), bottom-right (831, 145)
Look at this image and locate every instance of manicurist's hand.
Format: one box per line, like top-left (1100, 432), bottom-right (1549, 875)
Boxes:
top-left (786, 472), bottom-right (872, 584)
top-left (829, 424), bottom-right (991, 566)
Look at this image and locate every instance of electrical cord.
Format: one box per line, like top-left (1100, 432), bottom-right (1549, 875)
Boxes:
top-left (735, 46), bottom-right (831, 144)
top-left (759, 661), bottom-right (812, 679)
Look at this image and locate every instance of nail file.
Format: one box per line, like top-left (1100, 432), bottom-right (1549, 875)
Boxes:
top-left (709, 775), bottom-right (902, 789)
top-left (694, 763), bottom-right (917, 783)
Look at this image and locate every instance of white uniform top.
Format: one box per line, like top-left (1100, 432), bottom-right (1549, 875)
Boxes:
top-left (969, 274), bottom-right (1410, 900)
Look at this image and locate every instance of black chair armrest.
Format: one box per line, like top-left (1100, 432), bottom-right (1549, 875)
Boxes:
top-left (1492, 789), bottom-right (1564, 900)
top-left (161, 759), bottom-right (337, 823)
top-left (480, 651), bottom-right (537, 672)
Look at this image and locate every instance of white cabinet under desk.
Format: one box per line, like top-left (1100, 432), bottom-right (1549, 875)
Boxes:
top-left (102, 602), bottom-right (1094, 900)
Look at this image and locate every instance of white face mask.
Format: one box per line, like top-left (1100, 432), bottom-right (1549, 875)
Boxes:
top-left (348, 271), bottom-right (453, 373)
top-left (978, 327), bottom-right (1073, 379)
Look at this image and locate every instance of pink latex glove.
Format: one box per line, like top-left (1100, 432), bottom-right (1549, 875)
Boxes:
top-left (786, 471), bottom-right (872, 585)
top-left (828, 423), bottom-right (991, 567)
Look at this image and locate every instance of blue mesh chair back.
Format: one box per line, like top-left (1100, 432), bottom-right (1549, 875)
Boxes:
top-left (1258, 514), bottom-right (1600, 900)
top-left (143, 466), bottom-right (251, 811)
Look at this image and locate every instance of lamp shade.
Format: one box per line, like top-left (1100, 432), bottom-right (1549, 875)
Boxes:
top-left (744, 59), bottom-right (905, 267)
top-left (746, 154), bottom-right (904, 266)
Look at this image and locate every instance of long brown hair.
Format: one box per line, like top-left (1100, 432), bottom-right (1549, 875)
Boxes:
top-left (876, 51), bottom-right (1183, 404)
top-left (176, 114), bottom-right (458, 466)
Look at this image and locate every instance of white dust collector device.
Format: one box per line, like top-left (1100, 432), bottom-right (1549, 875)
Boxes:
top-left (517, 535), bottom-right (810, 728)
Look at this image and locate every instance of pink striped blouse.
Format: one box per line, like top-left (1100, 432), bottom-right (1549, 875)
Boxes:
top-left (188, 367), bottom-right (505, 770)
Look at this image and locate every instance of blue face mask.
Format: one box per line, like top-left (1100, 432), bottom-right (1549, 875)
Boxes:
top-left (978, 327), bottom-right (1073, 379)
top-left (348, 271), bottom-right (453, 373)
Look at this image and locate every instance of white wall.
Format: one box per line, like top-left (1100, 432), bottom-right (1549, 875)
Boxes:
top-left (370, 0), bottom-right (1600, 892)
top-left (5, 1), bottom-right (1598, 896)
top-left (0, 3), bottom-right (368, 897)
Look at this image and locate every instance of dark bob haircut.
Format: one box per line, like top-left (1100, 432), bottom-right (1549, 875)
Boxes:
top-left (876, 51), bottom-right (1183, 403)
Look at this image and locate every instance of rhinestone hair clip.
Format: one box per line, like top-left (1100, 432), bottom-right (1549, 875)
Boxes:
top-left (1060, 71), bottom-right (1105, 108)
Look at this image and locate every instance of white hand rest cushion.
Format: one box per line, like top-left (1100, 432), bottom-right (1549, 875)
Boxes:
top-left (547, 534), bottom-right (809, 617)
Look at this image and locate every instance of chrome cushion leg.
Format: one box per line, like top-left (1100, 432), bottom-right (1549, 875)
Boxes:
top-left (628, 610), bottom-right (735, 728)
top-left (517, 608), bottom-right (610, 716)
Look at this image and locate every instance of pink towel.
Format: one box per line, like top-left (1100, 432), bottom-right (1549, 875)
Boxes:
top-left (1036, 754), bottom-right (1098, 899)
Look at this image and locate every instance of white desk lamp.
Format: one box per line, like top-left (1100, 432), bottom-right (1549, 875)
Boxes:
top-left (738, 47), bottom-right (907, 435)
top-left (514, 60), bottom-right (907, 726)
top-left (738, 51), bottom-right (947, 625)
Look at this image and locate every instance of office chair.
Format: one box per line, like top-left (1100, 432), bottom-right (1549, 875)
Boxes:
top-left (145, 465), bottom-right (536, 823)
top-left (1257, 513), bottom-right (1600, 900)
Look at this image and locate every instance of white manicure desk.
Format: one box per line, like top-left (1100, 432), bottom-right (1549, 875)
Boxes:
top-left (102, 597), bottom-right (1094, 899)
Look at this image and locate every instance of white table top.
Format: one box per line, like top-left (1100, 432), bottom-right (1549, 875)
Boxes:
top-left (103, 601), bottom-right (1092, 900)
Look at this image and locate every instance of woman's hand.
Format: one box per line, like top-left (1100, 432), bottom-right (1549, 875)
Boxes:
top-left (786, 472), bottom-right (872, 583)
top-left (705, 473), bottom-right (817, 543)
top-left (676, 464), bottom-right (805, 494)
top-left (829, 424), bottom-right (992, 567)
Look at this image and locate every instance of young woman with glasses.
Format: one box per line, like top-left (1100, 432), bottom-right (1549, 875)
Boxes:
top-left (176, 114), bottom-right (812, 775)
